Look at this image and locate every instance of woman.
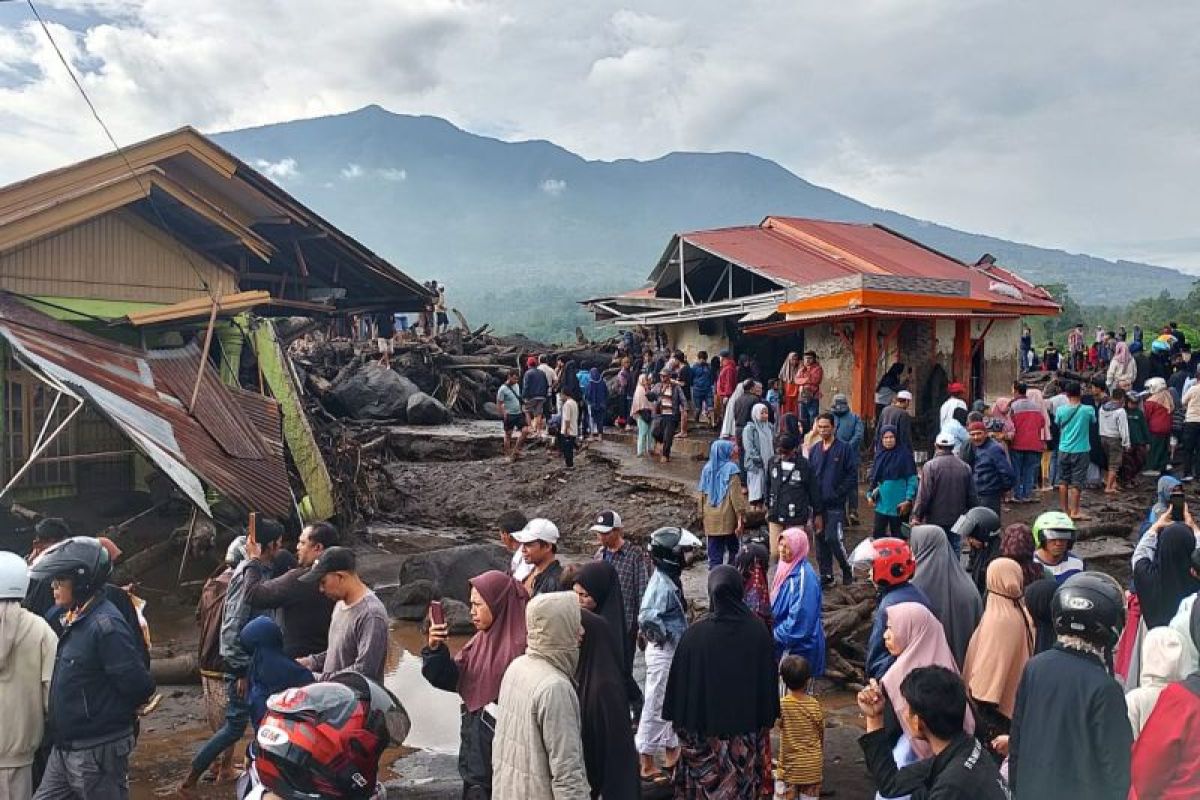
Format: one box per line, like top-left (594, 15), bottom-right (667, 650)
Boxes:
top-left (576, 609), bottom-right (640, 799)
top-left (879, 603), bottom-right (974, 764)
top-left (985, 397), bottom-right (1015, 445)
top-left (698, 440), bottom-right (749, 569)
top-left (736, 542), bottom-right (773, 629)
top-left (770, 528), bottom-right (826, 673)
top-left (874, 362), bottom-right (906, 420)
top-left (1126, 626), bottom-right (1191, 738)
top-left (779, 352), bottom-right (801, 421)
top-left (742, 403), bottom-right (774, 506)
top-left (1024, 578), bottom-right (1058, 655)
top-left (866, 426), bottom-right (917, 538)
top-left (1144, 377), bottom-right (1174, 472)
top-left (630, 373), bottom-right (655, 458)
top-left (1132, 515), bottom-right (1200, 629)
top-left (663, 567), bottom-right (779, 799)
top-left (423, 571), bottom-right (528, 798)
top-left (941, 406), bottom-right (970, 457)
top-left (584, 367), bottom-right (609, 440)
top-left (962, 558), bottom-right (1034, 747)
top-left (572, 561), bottom-right (636, 708)
top-left (1107, 341), bottom-right (1137, 392)
top-left (720, 380), bottom-right (746, 439)
top-left (240, 616), bottom-right (312, 727)
top-left (909, 524), bottom-right (982, 669)
top-left (999, 523), bottom-right (1047, 587)
top-left (651, 369), bottom-right (686, 463)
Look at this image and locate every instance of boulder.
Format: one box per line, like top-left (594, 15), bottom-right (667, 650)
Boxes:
top-left (330, 364), bottom-right (419, 421)
top-left (406, 392), bottom-right (452, 426)
top-left (482, 402), bottom-right (504, 421)
top-left (377, 579), bottom-right (435, 620)
top-left (397, 543), bottom-right (512, 603)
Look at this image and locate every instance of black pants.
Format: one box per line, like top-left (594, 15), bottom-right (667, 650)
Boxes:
top-left (1183, 421), bottom-right (1200, 477)
top-left (978, 493), bottom-right (1002, 524)
top-left (816, 509), bottom-right (852, 579)
top-left (872, 513), bottom-right (903, 538)
top-left (660, 416), bottom-right (679, 457)
top-left (558, 434), bottom-right (576, 467)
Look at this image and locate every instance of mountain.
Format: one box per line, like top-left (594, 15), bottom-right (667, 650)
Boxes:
top-left (213, 105), bottom-right (1195, 340)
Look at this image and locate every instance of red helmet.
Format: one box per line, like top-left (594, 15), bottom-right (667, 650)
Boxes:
top-left (254, 674), bottom-right (399, 799)
top-left (871, 537), bottom-right (915, 587)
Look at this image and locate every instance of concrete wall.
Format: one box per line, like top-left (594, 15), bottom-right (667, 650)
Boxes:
top-left (978, 318), bottom-right (1022, 402)
top-left (662, 321), bottom-right (730, 360)
top-left (803, 325), bottom-right (856, 407)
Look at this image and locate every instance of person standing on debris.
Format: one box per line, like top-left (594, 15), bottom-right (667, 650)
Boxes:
top-left (497, 510), bottom-right (533, 582)
top-left (809, 413), bottom-right (858, 586)
top-left (1043, 341), bottom-right (1061, 371)
top-left (584, 367), bottom-right (609, 441)
top-left (498, 369), bottom-right (527, 461)
top-left (522, 357), bottom-right (550, 438)
top-left (537, 355), bottom-right (558, 417)
top-left (1055, 380), bottom-right (1097, 520)
top-left (514, 519), bottom-right (566, 596)
top-left (590, 511), bottom-right (648, 717)
top-left (31, 537), bottom-right (155, 800)
top-left (491, 593), bottom-right (589, 800)
top-left (434, 281), bottom-right (449, 334)
top-left (423, 570), bottom-right (529, 799)
top-left (556, 387), bottom-right (579, 469)
top-left (0, 551), bottom-right (57, 800)
top-left (968, 421), bottom-right (1015, 520)
top-left (698, 440), bottom-right (749, 569)
top-left (243, 521), bottom-right (338, 658)
top-left (649, 368), bottom-right (686, 463)
top-left (298, 547), bottom-right (389, 683)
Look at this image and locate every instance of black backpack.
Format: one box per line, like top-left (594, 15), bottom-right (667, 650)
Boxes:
top-left (769, 457), bottom-right (813, 523)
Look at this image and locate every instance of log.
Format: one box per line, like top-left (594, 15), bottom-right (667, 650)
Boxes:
top-left (331, 354), bottom-right (365, 388)
top-left (823, 599), bottom-right (874, 641)
top-left (151, 653), bottom-right (199, 685)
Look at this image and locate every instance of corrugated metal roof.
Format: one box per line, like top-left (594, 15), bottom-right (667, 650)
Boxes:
top-left (0, 293), bottom-right (292, 518)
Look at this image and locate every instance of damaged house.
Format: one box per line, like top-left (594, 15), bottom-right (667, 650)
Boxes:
top-left (0, 127), bottom-right (429, 533)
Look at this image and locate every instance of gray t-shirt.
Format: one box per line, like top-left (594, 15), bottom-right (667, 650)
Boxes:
top-left (307, 591), bottom-right (390, 683)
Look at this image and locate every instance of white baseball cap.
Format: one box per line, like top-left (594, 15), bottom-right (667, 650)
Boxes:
top-left (897, 390), bottom-right (913, 401)
top-left (513, 518), bottom-right (560, 544)
top-left (589, 510), bottom-right (622, 533)
top-left (935, 432), bottom-right (956, 448)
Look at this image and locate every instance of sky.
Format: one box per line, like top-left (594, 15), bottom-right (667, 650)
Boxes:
top-left (2, 0), bottom-right (1198, 269)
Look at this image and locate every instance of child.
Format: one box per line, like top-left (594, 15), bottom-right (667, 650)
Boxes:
top-left (777, 655), bottom-right (824, 800)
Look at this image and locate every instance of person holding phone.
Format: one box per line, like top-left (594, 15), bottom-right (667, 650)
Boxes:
top-left (1131, 508), bottom-right (1200, 628)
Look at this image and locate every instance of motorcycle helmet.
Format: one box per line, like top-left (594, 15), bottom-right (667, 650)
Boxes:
top-left (871, 537), bottom-right (915, 588)
top-left (649, 526), bottom-right (688, 572)
top-left (1051, 571), bottom-right (1125, 647)
top-left (951, 506), bottom-right (1001, 544)
top-left (1032, 511), bottom-right (1077, 549)
top-left (27, 536), bottom-right (111, 599)
top-left (0, 551), bottom-right (29, 600)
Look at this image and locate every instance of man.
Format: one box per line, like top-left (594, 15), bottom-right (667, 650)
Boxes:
top-left (491, 593), bottom-right (589, 800)
top-left (521, 357), bottom-right (550, 437)
top-left (1042, 341), bottom-right (1061, 372)
top-left (1054, 380), bottom-right (1097, 519)
top-left (796, 351), bottom-right (823, 432)
top-left (1009, 382), bottom-right (1046, 503)
top-left (434, 281), bottom-right (449, 334)
top-left (968, 421), bottom-right (1015, 520)
top-left (714, 350), bottom-right (737, 424)
top-left (830, 393), bottom-right (865, 525)
top-left (374, 310), bottom-right (395, 369)
top-left (181, 518), bottom-right (286, 794)
top-left (939, 383), bottom-right (968, 432)
top-left (1179, 370), bottom-right (1200, 481)
top-left (31, 537), bottom-right (154, 800)
top-left (298, 547), bottom-right (390, 683)
top-left (765, 433), bottom-right (821, 561)
top-left (864, 538), bottom-right (932, 679)
top-left (673, 350), bottom-right (692, 437)
top-left (912, 432), bottom-right (979, 540)
top-left (1068, 323), bottom-right (1085, 371)
top-left (243, 521), bottom-right (338, 658)
top-left (22, 517), bottom-right (72, 617)
top-left (193, 543), bottom-right (241, 785)
top-left (0, 551), bottom-right (57, 800)
top-left (690, 351), bottom-right (713, 425)
top-left (1032, 512), bottom-right (1085, 583)
top-left (513, 518), bottom-right (565, 596)
top-left (591, 510), bottom-right (649, 719)
top-left (858, 667), bottom-right (1007, 799)
top-left (877, 390), bottom-right (914, 450)
top-left (1010, 572), bottom-right (1131, 800)
top-left (1020, 325), bottom-right (1033, 370)
top-left (808, 413), bottom-right (858, 586)
top-left (497, 509), bottom-right (532, 581)
top-left (497, 369), bottom-right (527, 460)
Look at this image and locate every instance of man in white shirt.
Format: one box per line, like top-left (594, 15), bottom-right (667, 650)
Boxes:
top-left (497, 510), bottom-right (533, 581)
top-left (939, 382), bottom-right (968, 431)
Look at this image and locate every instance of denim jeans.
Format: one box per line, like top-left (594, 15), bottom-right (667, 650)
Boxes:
top-left (801, 398), bottom-right (820, 433)
top-left (1012, 450), bottom-right (1041, 500)
top-left (191, 674), bottom-right (250, 774)
top-left (816, 508), bottom-right (852, 579)
top-left (706, 534), bottom-right (739, 569)
top-left (636, 416), bottom-right (652, 456)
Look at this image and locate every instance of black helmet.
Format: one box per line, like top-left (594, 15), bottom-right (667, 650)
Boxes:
top-left (28, 536), bottom-right (111, 599)
top-left (951, 506), bottom-right (1001, 543)
top-left (649, 526), bottom-right (686, 571)
top-left (1051, 572), bottom-right (1125, 647)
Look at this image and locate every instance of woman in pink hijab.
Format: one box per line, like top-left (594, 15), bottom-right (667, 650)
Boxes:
top-left (769, 527), bottom-right (826, 671)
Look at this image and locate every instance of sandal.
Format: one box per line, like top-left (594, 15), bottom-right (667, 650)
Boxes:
top-left (640, 770), bottom-right (672, 787)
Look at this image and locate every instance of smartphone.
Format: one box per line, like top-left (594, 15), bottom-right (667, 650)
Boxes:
top-left (1171, 492), bottom-right (1186, 522)
top-left (428, 600), bottom-right (445, 627)
top-left (247, 511), bottom-right (258, 547)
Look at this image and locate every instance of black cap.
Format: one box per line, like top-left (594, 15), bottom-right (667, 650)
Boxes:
top-left (300, 546), bottom-right (357, 583)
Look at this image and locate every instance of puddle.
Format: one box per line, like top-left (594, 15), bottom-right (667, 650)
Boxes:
top-left (385, 621), bottom-right (469, 754)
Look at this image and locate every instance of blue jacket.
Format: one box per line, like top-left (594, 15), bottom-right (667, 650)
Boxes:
top-left (832, 408), bottom-right (864, 449)
top-left (521, 367), bottom-right (549, 400)
top-left (771, 561), bottom-right (826, 674)
top-left (808, 438), bottom-right (859, 511)
top-left (973, 439), bottom-right (1016, 496)
top-left (865, 582), bottom-right (933, 679)
top-left (691, 363), bottom-right (713, 395)
top-left (47, 596), bottom-right (155, 746)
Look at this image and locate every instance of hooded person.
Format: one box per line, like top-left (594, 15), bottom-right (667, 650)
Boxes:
top-left (1024, 578), bottom-right (1058, 655)
top-left (664, 566), bottom-right (780, 798)
top-left (962, 558), bottom-right (1034, 745)
top-left (492, 592), bottom-right (589, 800)
top-left (698, 439), bottom-right (749, 569)
top-left (423, 570), bottom-right (528, 797)
top-left (1144, 378), bottom-right (1175, 471)
top-left (583, 367), bottom-right (609, 437)
top-left (1125, 626), bottom-right (1191, 739)
top-left (572, 561), bottom-right (638, 710)
top-left (909, 525), bottom-right (982, 669)
top-left (576, 610), bottom-right (640, 799)
top-left (1132, 519), bottom-right (1200, 628)
top-left (769, 527), bottom-right (826, 673)
top-left (720, 379), bottom-right (747, 439)
top-left (1146, 473), bottom-right (1182, 529)
top-left (742, 403), bottom-right (774, 504)
top-left (736, 542), bottom-right (773, 629)
top-left (1108, 341), bottom-right (1137, 391)
top-left (240, 616), bottom-right (312, 727)
top-left (867, 425), bottom-right (918, 538)
top-left (779, 351), bottom-right (802, 420)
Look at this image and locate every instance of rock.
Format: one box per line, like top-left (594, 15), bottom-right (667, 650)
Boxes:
top-left (397, 544), bottom-right (512, 603)
top-left (482, 401), bottom-right (503, 421)
top-left (441, 598), bottom-right (475, 634)
top-left (378, 579), bottom-right (436, 620)
top-left (331, 364), bottom-right (419, 421)
top-left (406, 392), bottom-right (452, 426)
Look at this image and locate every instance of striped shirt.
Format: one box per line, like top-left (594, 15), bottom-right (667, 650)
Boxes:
top-left (778, 693), bottom-right (824, 785)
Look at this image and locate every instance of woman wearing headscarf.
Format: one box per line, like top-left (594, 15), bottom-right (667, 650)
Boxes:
top-left (572, 561), bottom-right (638, 710)
top-left (736, 543), bottom-right (773, 629)
top-left (742, 403), bottom-right (774, 506)
top-left (1132, 513), bottom-right (1200, 629)
top-left (1125, 626), bottom-right (1191, 739)
top-left (424, 570), bottom-right (529, 798)
top-left (770, 528), bottom-right (825, 673)
top-left (630, 373), bottom-right (655, 458)
top-left (962, 558), bottom-right (1034, 748)
top-left (576, 610), bottom-right (640, 799)
top-left (779, 352), bottom-right (801, 421)
top-left (698, 440), bottom-right (749, 569)
top-left (999, 523), bottom-right (1047, 587)
top-left (720, 380), bottom-right (746, 439)
top-left (875, 362), bottom-right (906, 421)
top-left (1023, 578), bottom-right (1058, 655)
top-left (985, 397), bottom-right (1015, 446)
top-left (664, 567), bottom-right (780, 799)
top-left (867, 426), bottom-right (918, 538)
top-left (583, 367), bottom-right (609, 440)
top-left (909, 525), bottom-right (982, 669)
top-left (1108, 341), bottom-right (1137, 392)
top-left (1144, 377), bottom-right (1175, 472)
top-left (240, 616), bottom-right (312, 727)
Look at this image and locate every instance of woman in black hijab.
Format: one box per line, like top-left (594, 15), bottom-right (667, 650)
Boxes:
top-left (663, 566), bottom-right (780, 798)
top-left (576, 609), bottom-right (640, 799)
top-left (1024, 578), bottom-right (1058, 655)
top-left (1133, 518), bottom-right (1200, 628)
top-left (573, 561), bottom-right (636, 705)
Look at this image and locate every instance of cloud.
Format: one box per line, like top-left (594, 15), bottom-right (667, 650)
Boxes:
top-left (539, 178), bottom-right (566, 197)
top-left (340, 163), bottom-right (364, 179)
top-left (253, 157), bottom-right (298, 180)
top-left (377, 167), bottom-right (406, 182)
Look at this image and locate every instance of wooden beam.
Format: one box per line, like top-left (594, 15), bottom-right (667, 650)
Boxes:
top-left (292, 240), bottom-right (310, 277)
top-left (189, 299), bottom-right (220, 411)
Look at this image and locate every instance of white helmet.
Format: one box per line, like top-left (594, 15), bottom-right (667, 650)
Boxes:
top-left (0, 551), bottom-right (30, 601)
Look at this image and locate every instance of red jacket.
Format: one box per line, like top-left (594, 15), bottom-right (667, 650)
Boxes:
top-left (1010, 398), bottom-right (1046, 452)
top-left (1130, 679), bottom-right (1200, 800)
top-left (716, 359), bottom-right (737, 397)
top-left (1144, 398), bottom-right (1173, 436)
